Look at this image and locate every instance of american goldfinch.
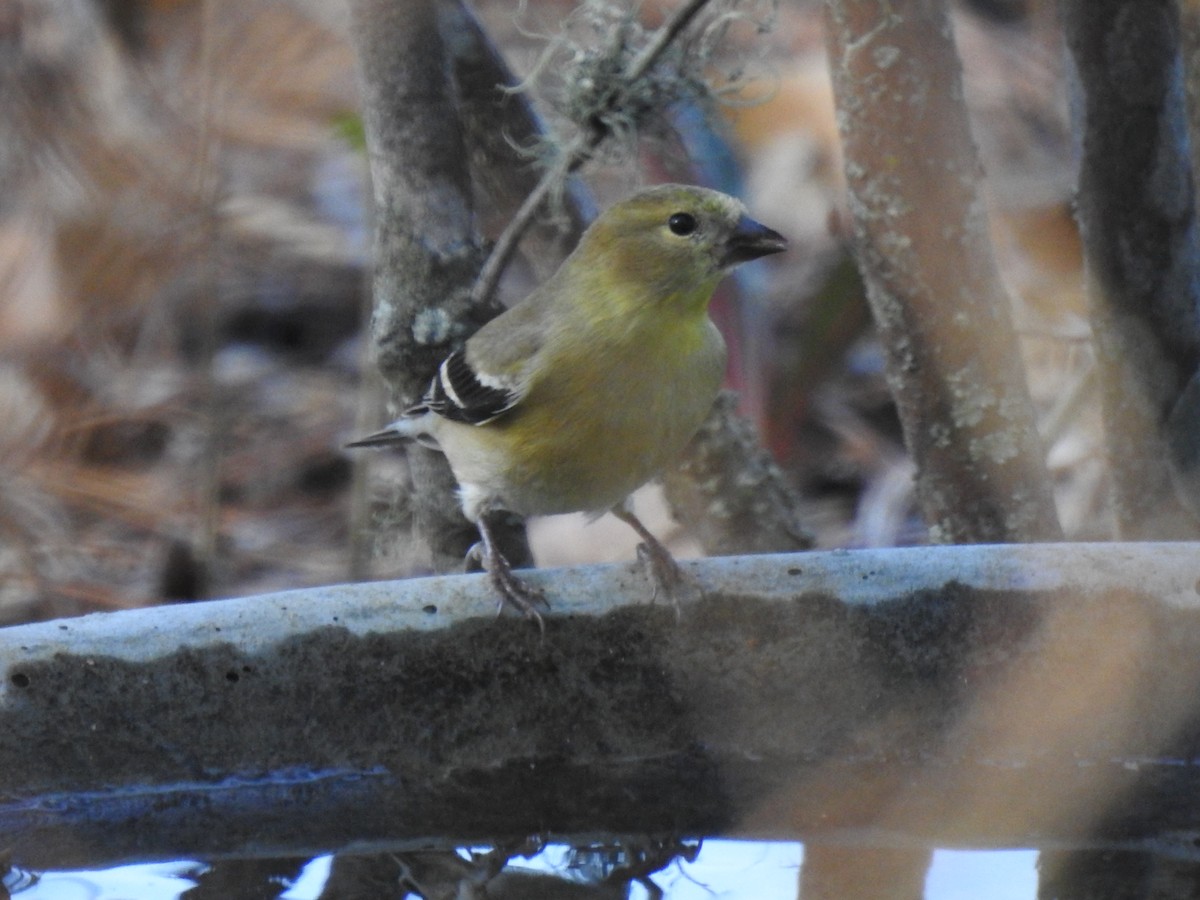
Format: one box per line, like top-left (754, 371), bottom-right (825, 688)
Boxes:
top-left (351, 184), bottom-right (786, 620)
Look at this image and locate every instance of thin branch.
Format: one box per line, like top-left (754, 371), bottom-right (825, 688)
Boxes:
top-left (469, 0), bottom-right (716, 306)
top-left (470, 150), bottom-right (577, 305)
top-left (441, 0), bottom-right (595, 275)
top-left (624, 0), bottom-right (713, 84)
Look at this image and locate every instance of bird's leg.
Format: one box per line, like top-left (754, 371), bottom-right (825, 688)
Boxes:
top-left (467, 514), bottom-right (550, 631)
top-left (610, 502), bottom-right (702, 613)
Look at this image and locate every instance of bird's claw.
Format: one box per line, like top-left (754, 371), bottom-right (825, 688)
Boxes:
top-left (611, 503), bottom-right (702, 618)
top-left (468, 539), bottom-right (550, 633)
top-left (489, 561), bottom-right (550, 633)
top-left (635, 540), bottom-right (702, 619)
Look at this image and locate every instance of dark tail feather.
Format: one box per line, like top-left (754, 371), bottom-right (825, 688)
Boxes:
top-left (345, 428), bottom-right (407, 449)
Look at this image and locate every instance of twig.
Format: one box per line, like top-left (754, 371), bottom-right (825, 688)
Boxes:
top-left (470, 150), bottom-right (577, 306)
top-left (625, 0), bottom-right (712, 81)
top-left (469, 0), bottom-right (716, 306)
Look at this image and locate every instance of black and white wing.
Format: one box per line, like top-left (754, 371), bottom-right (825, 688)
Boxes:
top-left (419, 347), bottom-right (522, 426)
top-left (348, 290), bottom-right (547, 448)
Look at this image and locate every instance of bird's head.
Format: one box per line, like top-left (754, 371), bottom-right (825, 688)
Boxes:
top-left (575, 184), bottom-right (788, 312)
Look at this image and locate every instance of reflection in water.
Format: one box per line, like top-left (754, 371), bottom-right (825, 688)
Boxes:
top-left (1, 849), bottom-right (39, 896)
top-left (800, 846), bottom-right (931, 900)
top-left (13, 861), bottom-right (197, 899)
top-left (8, 843), bottom-right (1042, 899)
top-left (926, 850), bottom-right (1038, 900)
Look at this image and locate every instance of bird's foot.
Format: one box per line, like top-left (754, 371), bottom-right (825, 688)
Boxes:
top-left (634, 537), bottom-right (703, 618)
top-left (468, 523), bottom-right (550, 633)
top-left (611, 504), bottom-right (703, 617)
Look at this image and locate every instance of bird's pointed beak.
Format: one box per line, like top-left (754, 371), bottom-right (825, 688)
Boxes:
top-left (719, 214), bottom-right (788, 268)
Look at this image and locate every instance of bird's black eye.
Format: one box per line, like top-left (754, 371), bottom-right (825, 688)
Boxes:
top-left (668, 212), bottom-right (698, 236)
